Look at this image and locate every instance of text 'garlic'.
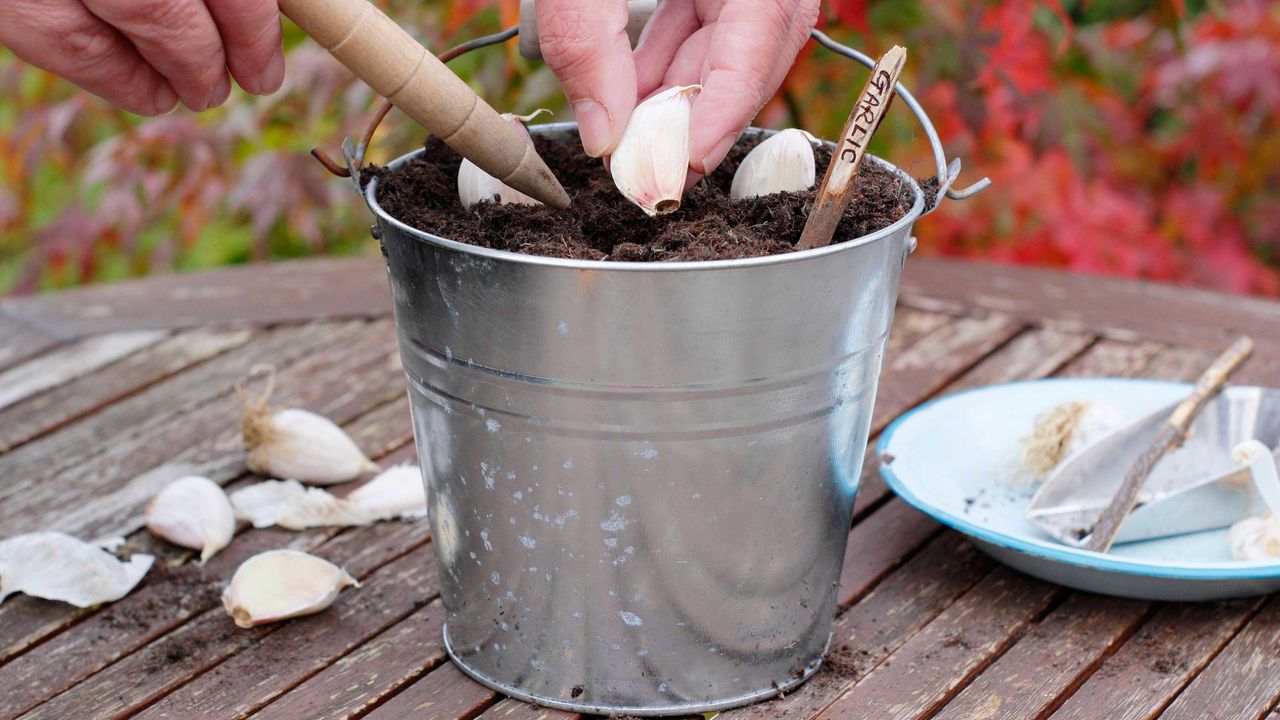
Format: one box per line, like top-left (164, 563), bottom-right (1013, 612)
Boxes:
top-left (230, 465), bottom-right (427, 530)
top-left (458, 110), bottom-right (551, 209)
top-left (609, 85), bottom-right (700, 217)
top-left (0, 532), bottom-right (153, 607)
top-left (239, 367), bottom-right (378, 485)
top-left (145, 476), bottom-right (235, 563)
top-left (223, 549), bottom-right (357, 628)
top-left (730, 129), bottom-right (819, 200)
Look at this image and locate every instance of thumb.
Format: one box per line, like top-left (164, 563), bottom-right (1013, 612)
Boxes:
top-left (535, 0), bottom-right (637, 157)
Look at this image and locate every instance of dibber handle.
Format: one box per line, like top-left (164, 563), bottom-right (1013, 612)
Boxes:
top-left (279, 0), bottom-right (570, 208)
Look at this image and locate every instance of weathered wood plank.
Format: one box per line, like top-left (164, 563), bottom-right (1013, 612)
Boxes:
top-left (836, 499), bottom-right (939, 607)
top-left (899, 258), bottom-right (1280, 356)
top-left (0, 330), bottom-right (166, 411)
top-left (249, 600), bottom-right (446, 720)
top-left (0, 257), bottom-right (392, 337)
top-left (726, 533), bottom-right (993, 719)
top-left (20, 521), bottom-right (433, 720)
top-left (1049, 599), bottom-right (1262, 720)
top-left (0, 311), bottom-right (63, 373)
top-left (363, 661), bottom-right (498, 720)
top-left (1157, 597), bottom-right (1280, 720)
top-left (0, 320), bottom-right (403, 540)
top-left (0, 413), bottom-right (417, 717)
top-left (932, 594), bottom-right (1152, 720)
top-left (0, 327), bottom-right (253, 453)
top-left (814, 567), bottom-right (1059, 720)
top-left (473, 698), bottom-right (575, 720)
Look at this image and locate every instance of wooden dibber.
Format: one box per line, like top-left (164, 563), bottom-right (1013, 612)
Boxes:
top-left (1084, 336), bottom-right (1255, 553)
top-left (278, 0), bottom-right (571, 209)
top-left (796, 45), bottom-right (907, 250)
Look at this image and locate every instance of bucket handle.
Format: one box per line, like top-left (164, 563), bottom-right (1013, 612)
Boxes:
top-left (314, 25), bottom-right (992, 212)
top-left (809, 29), bottom-right (990, 211)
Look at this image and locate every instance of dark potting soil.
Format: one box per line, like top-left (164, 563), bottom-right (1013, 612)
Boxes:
top-left (369, 129), bottom-right (924, 262)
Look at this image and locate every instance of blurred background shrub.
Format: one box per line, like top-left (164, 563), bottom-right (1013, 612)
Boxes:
top-left (0, 0), bottom-right (1276, 295)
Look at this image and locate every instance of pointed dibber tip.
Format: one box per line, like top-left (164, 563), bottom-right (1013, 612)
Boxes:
top-left (507, 147), bottom-right (572, 209)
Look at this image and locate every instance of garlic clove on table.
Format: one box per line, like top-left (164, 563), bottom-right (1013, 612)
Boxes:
top-left (222, 549), bottom-right (358, 628)
top-left (609, 85), bottom-right (701, 216)
top-left (145, 475), bottom-right (235, 563)
top-left (0, 532), bottom-right (153, 607)
top-left (229, 465), bottom-right (426, 531)
top-left (730, 129), bottom-right (819, 200)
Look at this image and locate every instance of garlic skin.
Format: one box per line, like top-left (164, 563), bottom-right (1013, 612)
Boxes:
top-left (458, 110), bottom-right (549, 209)
top-left (0, 532), bottom-right (153, 607)
top-left (1021, 401), bottom-right (1127, 478)
top-left (243, 408), bottom-right (378, 485)
top-left (145, 476), bottom-right (235, 563)
top-left (1229, 514), bottom-right (1280, 561)
top-left (609, 85), bottom-right (701, 216)
top-left (229, 466), bottom-right (426, 531)
top-left (730, 129), bottom-right (819, 200)
top-left (222, 549), bottom-right (358, 628)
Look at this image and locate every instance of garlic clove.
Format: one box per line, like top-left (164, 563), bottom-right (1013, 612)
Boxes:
top-left (222, 549), bottom-right (357, 628)
top-left (230, 479), bottom-right (310, 528)
top-left (0, 532), bottom-right (153, 607)
top-left (145, 475), bottom-right (236, 563)
top-left (346, 464), bottom-right (427, 522)
top-left (1229, 514), bottom-right (1280, 561)
top-left (609, 85), bottom-right (701, 216)
top-left (458, 110), bottom-right (550, 210)
top-left (243, 407), bottom-right (379, 485)
top-left (730, 129), bottom-right (819, 200)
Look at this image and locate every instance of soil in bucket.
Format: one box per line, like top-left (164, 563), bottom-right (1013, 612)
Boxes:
top-left (370, 129), bottom-right (934, 262)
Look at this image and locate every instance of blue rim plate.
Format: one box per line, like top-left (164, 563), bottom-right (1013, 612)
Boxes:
top-left (877, 378), bottom-right (1280, 600)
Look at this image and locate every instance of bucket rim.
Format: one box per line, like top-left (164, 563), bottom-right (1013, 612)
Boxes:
top-left (365, 122), bottom-right (924, 272)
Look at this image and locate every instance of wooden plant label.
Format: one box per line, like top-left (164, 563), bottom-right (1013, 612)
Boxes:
top-left (797, 45), bottom-right (907, 250)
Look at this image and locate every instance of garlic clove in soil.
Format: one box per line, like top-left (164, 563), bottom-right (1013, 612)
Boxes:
top-left (729, 129), bottom-right (820, 200)
top-left (239, 367), bottom-right (378, 485)
top-left (0, 532), bottom-right (153, 607)
top-left (222, 549), bottom-right (358, 628)
top-left (609, 85), bottom-right (701, 217)
top-left (458, 110), bottom-right (550, 209)
top-left (145, 475), bottom-right (235, 563)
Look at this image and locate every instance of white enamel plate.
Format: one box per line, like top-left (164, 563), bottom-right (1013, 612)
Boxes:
top-left (878, 378), bottom-right (1280, 601)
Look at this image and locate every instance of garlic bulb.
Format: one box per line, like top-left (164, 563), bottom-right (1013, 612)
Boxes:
top-left (609, 85), bottom-right (700, 216)
top-left (222, 549), bottom-right (357, 628)
top-left (1229, 514), bottom-right (1280, 561)
top-left (0, 532), bottom-right (153, 607)
top-left (239, 367), bottom-right (378, 485)
top-left (458, 110), bottom-right (550, 209)
top-left (230, 465), bottom-right (426, 531)
top-left (730, 129), bottom-right (819, 200)
top-left (145, 476), bottom-right (235, 563)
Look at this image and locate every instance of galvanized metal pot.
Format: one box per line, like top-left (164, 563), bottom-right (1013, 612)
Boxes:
top-left (365, 124), bottom-right (935, 716)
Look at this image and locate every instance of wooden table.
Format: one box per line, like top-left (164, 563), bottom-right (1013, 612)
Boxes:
top-left (1, 256), bottom-right (1278, 720)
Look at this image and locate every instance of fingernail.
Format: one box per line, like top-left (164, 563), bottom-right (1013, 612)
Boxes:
top-left (209, 74), bottom-right (232, 109)
top-left (154, 84), bottom-right (180, 115)
top-left (258, 51), bottom-right (285, 95)
top-left (697, 133), bottom-right (738, 175)
top-left (573, 99), bottom-right (613, 157)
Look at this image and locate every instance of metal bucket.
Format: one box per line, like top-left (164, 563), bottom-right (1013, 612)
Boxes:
top-left (358, 35), bottom-right (985, 718)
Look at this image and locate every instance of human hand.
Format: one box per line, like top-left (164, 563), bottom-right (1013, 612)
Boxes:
top-left (0, 0), bottom-right (284, 116)
top-left (536, 0), bottom-right (820, 176)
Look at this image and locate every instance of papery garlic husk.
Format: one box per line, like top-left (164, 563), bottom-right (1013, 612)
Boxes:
top-left (729, 129), bottom-right (819, 200)
top-left (458, 110), bottom-right (550, 209)
top-left (1229, 514), bottom-right (1280, 561)
top-left (0, 532), bottom-right (153, 607)
top-left (222, 549), bottom-right (357, 628)
top-left (1020, 401), bottom-right (1127, 478)
top-left (609, 85), bottom-right (700, 216)
top-left (229, 466), bottom-right (426, 531)
top-left (239, 367), bottom-right (378, 485)
top-left (145, 475), bottom-right (235, 563)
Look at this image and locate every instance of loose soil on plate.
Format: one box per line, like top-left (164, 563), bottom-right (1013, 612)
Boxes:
top-left (369, 129), bottom-right (927, 262)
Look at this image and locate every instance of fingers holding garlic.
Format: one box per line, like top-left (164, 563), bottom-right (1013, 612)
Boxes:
top-left (609, 85), bottom-right (700, 217)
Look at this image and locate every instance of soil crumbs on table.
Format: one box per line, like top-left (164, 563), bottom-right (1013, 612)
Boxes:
top-left (370, 129), bottom-right (920, 262)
